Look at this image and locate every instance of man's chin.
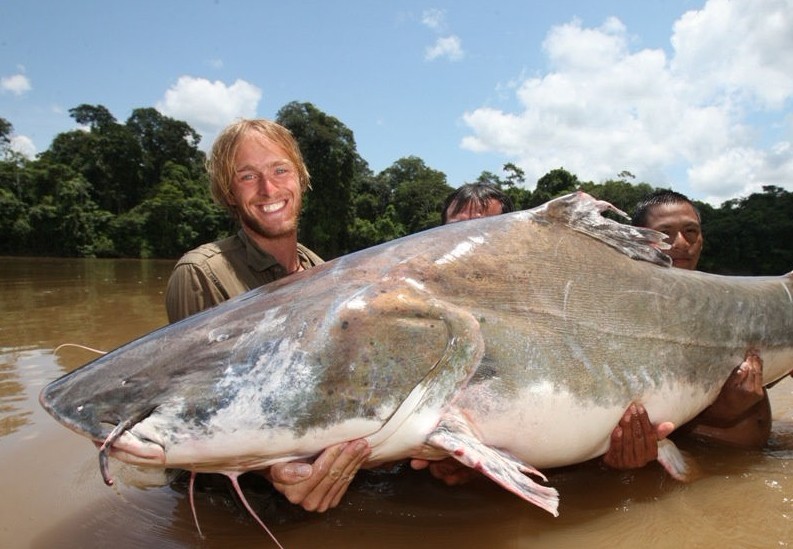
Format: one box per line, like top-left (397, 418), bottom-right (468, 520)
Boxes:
top-left (239, 213), bottom-right (298, 240)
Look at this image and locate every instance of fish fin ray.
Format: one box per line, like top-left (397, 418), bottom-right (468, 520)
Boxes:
top-left (427, 415), bottom-right (559, 516)
top-left (657, 439), bottom-right (701, 482)
top-left (532, 191), bottom-right (672, 267)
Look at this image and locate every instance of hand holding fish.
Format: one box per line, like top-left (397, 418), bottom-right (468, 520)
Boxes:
top-left (602, 403), bottom-right (675, 470)
top-left (266, 439), bottom-right (370, 512)
top-left (697, 353), bottom-right (766, 425)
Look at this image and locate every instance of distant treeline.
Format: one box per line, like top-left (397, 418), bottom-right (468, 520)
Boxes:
top-left (1, 103), bottom-right (791, 275)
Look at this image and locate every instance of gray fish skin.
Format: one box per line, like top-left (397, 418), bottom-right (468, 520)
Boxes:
top-left (39, 192), bottom-right (793, 516)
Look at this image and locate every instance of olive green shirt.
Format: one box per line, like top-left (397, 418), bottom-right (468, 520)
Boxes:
top-left (165, 229), bottom-right (323, 323)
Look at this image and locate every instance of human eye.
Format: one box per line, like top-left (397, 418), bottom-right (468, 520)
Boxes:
top-left (684, 227), bottom-right (701, 240)
top-left (272, 163), bottom-right (293, 177)
top-left (236, 171), bottom-right (258, 183)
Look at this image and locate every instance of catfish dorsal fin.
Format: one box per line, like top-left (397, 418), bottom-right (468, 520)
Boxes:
top-left (531, 191), bottom-right (673, 267)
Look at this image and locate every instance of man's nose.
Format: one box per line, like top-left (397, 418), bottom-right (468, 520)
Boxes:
top-left (258, 175), bottom-right (279, 194)
top-left (670, 231), bottom-right (687, 247)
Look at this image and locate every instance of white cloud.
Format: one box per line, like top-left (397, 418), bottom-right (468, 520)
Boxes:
top-left (1, 74), bottom-right (32, 96)
top-left (156, 76), bottom-right (261, 149)
top-left (460, 0), bottom-right (793, 204)
top-left (425, 35), bottom-right (464, 62)
top-left (420, 8), bottom-right (464, 62)
top-left (10, 135), bottom-right (36, 159)
top-left (421, 8), bottom-right (446, 31)
top-left (671, 0), bottom-right (793, 109)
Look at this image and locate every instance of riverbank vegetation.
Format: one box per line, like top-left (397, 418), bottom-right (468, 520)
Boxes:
top-left (1, 104), bottom-right (791, 275)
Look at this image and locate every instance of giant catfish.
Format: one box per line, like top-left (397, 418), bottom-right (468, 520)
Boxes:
top-left (40, 192), bottom-right (793, 520)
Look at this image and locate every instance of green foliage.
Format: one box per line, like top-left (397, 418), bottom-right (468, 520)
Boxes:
top-left (698, 186), bottom-right (793, 275)
top-left (377, 156), bottom-right (453, 233)
top-left (126, 108), bottom-right (204, 187)
top-left (55, 176), bottom-right (114, 257)
top-left (2, 105), bottom-right (219, 258)
top-left (0, 117), bottom-right (12, 153)
top-left (111, 163), bottom-right (227, 258)
top-left (531, 167), bottom-right (580, 206)
top-left (0, 187), bottom-right (30, 253)
top-left (1, 103), bottom-right (791, 276)
top-left (347, 158), bottom-right (408, 250)
top-left (348, 204), bottom-right (407, 251)
top-left (503, 163), bottom-right (525, 188)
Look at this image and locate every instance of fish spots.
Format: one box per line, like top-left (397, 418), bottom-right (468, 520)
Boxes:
top-left (341, 321), bottom-right (349, 330)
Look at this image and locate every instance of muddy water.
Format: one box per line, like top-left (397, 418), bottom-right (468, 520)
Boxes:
top-left (2, 256), bottom-right (792, 548)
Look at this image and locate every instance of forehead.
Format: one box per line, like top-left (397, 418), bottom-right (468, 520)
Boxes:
top-left (234, 133), bottom-right (289, 165)
top-left (644, 202), bottom-right (700, 228)
top-left (452, 198), bottom-right (503, 213)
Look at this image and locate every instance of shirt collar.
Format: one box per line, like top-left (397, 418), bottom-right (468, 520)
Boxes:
top-left (237, 229), bottom-right (312, 273)
top-left (237, 229), bottom-right (281, 272)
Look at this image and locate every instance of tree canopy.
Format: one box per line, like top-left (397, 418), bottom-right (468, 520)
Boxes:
top-left (0, 109), bottom-right (791, 275)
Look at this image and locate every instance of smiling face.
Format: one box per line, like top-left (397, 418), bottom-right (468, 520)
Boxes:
top-left (643, 202), bottom-right (703, 270)
top-left (227, 133), bottom-right (303, 241)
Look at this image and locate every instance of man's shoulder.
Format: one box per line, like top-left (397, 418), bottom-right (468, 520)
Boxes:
top-left (174, 235), bottom-right (243, 267)
top-left (296, 243), bottom-right (324, 266)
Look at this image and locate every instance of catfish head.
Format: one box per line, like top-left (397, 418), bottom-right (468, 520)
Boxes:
top-left (38, 294), bottom-right (264, 479)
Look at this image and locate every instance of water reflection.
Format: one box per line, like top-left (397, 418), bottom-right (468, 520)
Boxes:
top-left (0, 351), bottom-right (31, 436)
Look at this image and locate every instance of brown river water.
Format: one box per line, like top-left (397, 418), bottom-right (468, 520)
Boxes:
top-left (1, 256), bottom-right (792, 548)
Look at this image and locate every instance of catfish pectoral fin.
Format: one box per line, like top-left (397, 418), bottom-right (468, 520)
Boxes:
top-left (427, 414), bottom-right (559, 516)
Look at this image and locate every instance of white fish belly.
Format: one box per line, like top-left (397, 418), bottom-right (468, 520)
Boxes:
top-left (459, 380), bottom-right (717, 469)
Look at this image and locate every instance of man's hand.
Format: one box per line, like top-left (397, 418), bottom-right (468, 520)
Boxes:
top-left (686, 352), bottom-right (772, 448)
top-left (697, 353), bottom-right (765, 425)
top-left (265, 439), bottom-right (370, 512)
top-left (602, 403), bottom-right (674, 470)
top-left (409, 457), bottom-right (478, 486)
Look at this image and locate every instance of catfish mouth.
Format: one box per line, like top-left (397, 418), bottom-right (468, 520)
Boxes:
top-left (95, 410), bottom-right (167, 485)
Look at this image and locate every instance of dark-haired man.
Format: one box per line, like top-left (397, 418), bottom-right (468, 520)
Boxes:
top-left (441, 182), bottom-right (515, 224)
top-left (604, 190), bottom-right (771, 470)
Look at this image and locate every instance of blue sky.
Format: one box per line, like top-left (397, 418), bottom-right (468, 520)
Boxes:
top-left (2, 0), bottom-right (792, 205)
